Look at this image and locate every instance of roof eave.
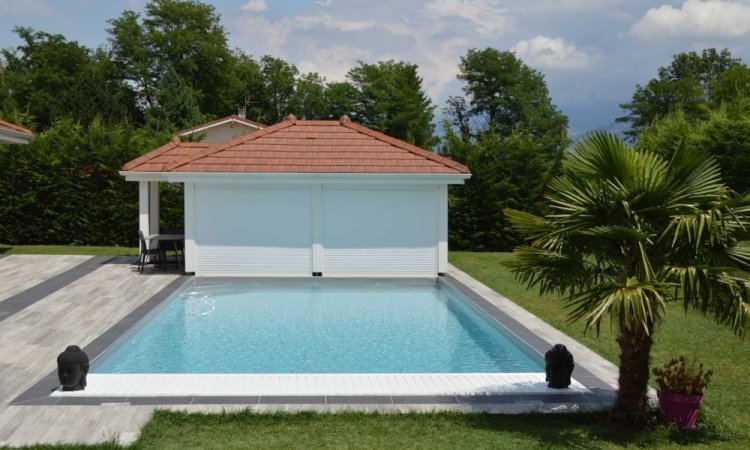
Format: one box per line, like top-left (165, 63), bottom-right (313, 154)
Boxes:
top-left (120, 171), bottom-right (471, 185)
top-left (0, 129), bottom-right (33, 144)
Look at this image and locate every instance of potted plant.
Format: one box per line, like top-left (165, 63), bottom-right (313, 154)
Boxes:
top-left (652, 356), bottom-right (713, 429)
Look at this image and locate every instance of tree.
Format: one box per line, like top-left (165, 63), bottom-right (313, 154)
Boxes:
top-left (346, 60), bottom-right (437, 148)
top-left (324, 81), bottom-right (356, 119)
top-left (145, 65), bottom-right (203, 133)
top-left (505, 132), bottom-right (750, 425)
top-left (61, 49), bottom-right (138, 125)
top-left (230, 50), bottom-right (266, 122)
top-left (1, 27), bottom-right (91, 128)
top-left (637, 98), bottom-right (750, 194)
top-left (443, 126), bottom-right (561, 250)
top-left (258, 56), bottom-right (298, 123)
top-left (441, 48), bottom-right (568, 251)
top-left (107, 0), bottom-right (235, 116)
top-left (618, 49), bottom-right (750, 137)
top-left (455, 48), bottom-right (567, 143)
top-left (289, 72), bottom-right (329, 120)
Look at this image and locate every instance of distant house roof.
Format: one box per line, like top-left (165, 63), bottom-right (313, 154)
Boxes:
top-left (123, 115), bottom-right (469, 175)
top-left (177, 114), bottom-right (264, 138)
top-left (0, 120), bottom-right (33, 144)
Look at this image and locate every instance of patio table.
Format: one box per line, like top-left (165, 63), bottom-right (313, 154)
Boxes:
top-left (145, 233), bottom-right (185, 272)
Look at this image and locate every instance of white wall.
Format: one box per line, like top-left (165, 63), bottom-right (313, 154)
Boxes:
top-left (184, 122), bottom-right (259, 142)
top-left (187, 181), bottom-right (449, 277)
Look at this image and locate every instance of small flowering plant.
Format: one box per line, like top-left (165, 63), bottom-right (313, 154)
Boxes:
top-left (652, 356), bottom-right (713, 396)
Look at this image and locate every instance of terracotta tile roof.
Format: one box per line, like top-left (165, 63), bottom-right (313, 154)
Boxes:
top-left (0, 120), bottom-right (33, 136)
top-left (177, 115), bottom-right (265, 136)
top-left (123, 115), bottom-right (470, 175)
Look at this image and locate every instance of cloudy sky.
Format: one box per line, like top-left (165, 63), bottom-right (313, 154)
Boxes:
top-left (1, 0), bottom-right (750, 135)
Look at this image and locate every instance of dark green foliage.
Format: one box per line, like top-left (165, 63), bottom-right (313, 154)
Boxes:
top-left (346, 60), bottom-right (437, 148)
top-left (107, 0), bottom-right (235, 116)
top-left (443, 128), bottom-right (562, 251)
top-left (145, 65), bottom-right (203, 133)
top-left (61, 50), bottom-right (139, 126)
top-left (259, 56), bottom-right (299, 123)
top-left (0, 120), bottom-right (174, 246)
top-left (1, 27), bottom-right (91, 128)
top-left (637, 98), bottom-right (750, 194)
top-left (289, 72), bottom-right (329, 120)
top-left (618, 49), bottom-right (750, 137)
top-left (324, 81), bottom-right (356, 119)
top-left (456, 48), bottom-right (568, 143)
top-left (442, 48), bottom-right (568, 251)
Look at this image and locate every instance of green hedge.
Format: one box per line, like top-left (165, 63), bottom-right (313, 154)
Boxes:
top-left (0, 118), bottom-right (181, 247)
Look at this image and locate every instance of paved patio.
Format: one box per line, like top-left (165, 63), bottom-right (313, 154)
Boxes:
top-left (0, 256), bottom-right (619, 447)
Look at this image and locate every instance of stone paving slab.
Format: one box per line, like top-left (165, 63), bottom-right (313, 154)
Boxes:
top-left (0, 255), bottom-right (92, 303)
top-left (0, 257), bottom-right (181, 447)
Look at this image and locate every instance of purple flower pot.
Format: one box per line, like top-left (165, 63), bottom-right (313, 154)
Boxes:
top-left (657, 391), bottom-right (704, 429)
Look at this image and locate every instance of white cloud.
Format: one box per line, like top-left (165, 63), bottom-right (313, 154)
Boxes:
top-left (230, 0), bottom-right (514, 101)
top-left (631, 0), bottom-right (750, 39)
top-left (425, 0), bottom-right (511, 37)
top-left (241, 0), bottom-right (267, 13)
top-left (513, 36), bottom-right (594, 70)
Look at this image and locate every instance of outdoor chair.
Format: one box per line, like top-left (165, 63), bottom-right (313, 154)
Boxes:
top-left (138, 230), bottom-right (166, 272)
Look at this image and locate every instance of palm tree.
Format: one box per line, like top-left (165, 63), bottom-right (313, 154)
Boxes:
top-left (505, 132), bottom-right (750, 426)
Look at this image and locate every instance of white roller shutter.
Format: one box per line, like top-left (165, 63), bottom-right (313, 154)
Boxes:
top-left (194, 186), bottom-right (312, 276)
top-left (322, 186), bottom-right (438, 277)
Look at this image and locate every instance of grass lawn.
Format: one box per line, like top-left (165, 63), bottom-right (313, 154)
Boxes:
top-left (4, 251), bottom-right (749, 449)
top-left (0, 244), bottom-right (138, 256)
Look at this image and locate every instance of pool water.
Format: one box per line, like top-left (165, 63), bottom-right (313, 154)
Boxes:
top-left (91, 279), bottom-right (544, 374)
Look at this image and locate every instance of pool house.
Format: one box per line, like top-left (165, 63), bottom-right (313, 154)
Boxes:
top-left (120, 114), bottom-right (471, 277)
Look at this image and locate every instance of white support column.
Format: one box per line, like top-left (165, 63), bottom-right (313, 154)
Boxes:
top-left (438, 184), bottom-right (448, 274)
top-left (148, 181), bottom-right (160, 235)
top-left (311, 183), bottom-right (324, 274)
top-left (184, 182), bottom-right (197, 274)
top-left (139, 181), bottom-right (150, 242)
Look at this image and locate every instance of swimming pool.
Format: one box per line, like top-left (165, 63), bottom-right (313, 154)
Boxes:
top-left (91, 279), bottom-right (544, 374)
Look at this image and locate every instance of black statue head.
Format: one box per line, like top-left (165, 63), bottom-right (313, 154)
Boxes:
top-left (545, 344), bottom-right (574, 389)
top-left (57, 345), bottom-right (89, 391)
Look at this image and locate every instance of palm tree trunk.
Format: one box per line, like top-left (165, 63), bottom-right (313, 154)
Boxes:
top-left (611, 320), bottom-right (654, 426)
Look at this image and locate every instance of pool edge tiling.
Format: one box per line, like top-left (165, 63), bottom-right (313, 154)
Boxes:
top-left (12, 271), bottom-right (617, 410)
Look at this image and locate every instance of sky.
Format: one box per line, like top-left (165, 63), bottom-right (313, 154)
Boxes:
top-left (1, 0), bottom-right (750, 136)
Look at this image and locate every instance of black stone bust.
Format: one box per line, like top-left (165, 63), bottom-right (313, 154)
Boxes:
top-left (545, 344), bottom-right (574, 389)
top-left (57, 345), bottom-right (89, 391)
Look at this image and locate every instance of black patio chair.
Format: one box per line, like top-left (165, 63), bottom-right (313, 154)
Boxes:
top-left (138, 230), bottom-right (166, 272)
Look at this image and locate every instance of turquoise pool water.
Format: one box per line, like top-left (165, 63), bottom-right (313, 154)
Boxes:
top-left (91, 280), bottom-right (543, 374)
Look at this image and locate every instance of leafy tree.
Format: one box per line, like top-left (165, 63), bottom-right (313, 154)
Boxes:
top-left (289, 72), bottom-right (329, 120)
top-left (324, 81), bottom-right (356, 119)
top-left (107, 0), bottom-right (235, 116)
top-left (145, 65), bottom-right (203, 133)
top-left (638, 99), bottom-right (750, 194)
top-left (61, 49), bottom-right (138, 125)
top-left (230, 50), bottom-right (266, 123)
top-left (454, 48), bottom-right (567, 144)
top-left (618, 49), bottom-right (750, 137)
top-left (259, 56), bottom-right (298, 123)
top-left (443, 126), bottom-right (561, 250)
top-left (1, 27), bottom-right (90, 128)
top-left (346, 60), bottom-right (437, 148)
top-left (442, 48), bottom-right (568, 251)
top-left (505, 133), bottom-right (750, 426)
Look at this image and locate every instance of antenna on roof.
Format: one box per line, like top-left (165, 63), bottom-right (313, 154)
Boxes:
top-left (237, 97), bottom-right (248, 118)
